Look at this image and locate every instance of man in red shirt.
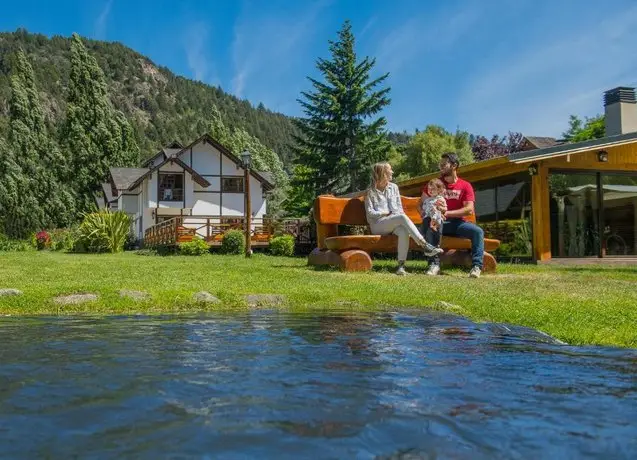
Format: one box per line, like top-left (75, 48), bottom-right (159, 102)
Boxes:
top-left (420, 152), bottom-right (484, 278)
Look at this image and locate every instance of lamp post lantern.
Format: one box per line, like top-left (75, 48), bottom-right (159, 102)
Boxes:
top-left (241, 150), bottom-right (252, 258)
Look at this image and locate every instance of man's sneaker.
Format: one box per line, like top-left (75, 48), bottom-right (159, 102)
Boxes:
top-left (469, 266), bottom-right (481, 278)
top-left (419, 240), bottom-right (444, 257)
top-left (426, 264), bottom-right (440, 276)
top-left (396, 266), bottom-right (409, 276)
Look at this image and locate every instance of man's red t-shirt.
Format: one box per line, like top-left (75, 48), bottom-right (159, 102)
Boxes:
top-left (421, 177), bottom-right (475, 221)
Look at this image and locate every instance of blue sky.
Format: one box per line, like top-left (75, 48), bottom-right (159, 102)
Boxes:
top-left (3, 0), bottom-right (637, 137)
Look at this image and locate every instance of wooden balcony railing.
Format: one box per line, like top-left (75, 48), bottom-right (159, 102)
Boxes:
top-left (143, 216), bottom-right (312, 248)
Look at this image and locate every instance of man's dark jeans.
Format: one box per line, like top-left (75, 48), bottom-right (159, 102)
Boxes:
top-left (421, 217), bottom-right (484, 269)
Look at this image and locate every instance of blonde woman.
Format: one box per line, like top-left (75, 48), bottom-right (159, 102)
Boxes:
top-left (365, 163), bottom-right (443, 275)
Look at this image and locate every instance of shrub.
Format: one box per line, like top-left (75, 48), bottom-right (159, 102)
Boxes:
top-left (0, 234), bottom-right (33, 252)
top-left (35, 231), bottom-right (51, 250)
top-left (77, 210), bottom-right (131, 253)
top-left (124, 232), bottom-right (139, 251)
top-left (495, 242), bottom-right (512, 258)
top-left (221, 229), bottom-right (245, 255)
top-left (269, 234), bottom-right (295, 257)
top-left (48, 228), bottom-right (78, 252)
top-left (180, 238), bottom-right (210, 256)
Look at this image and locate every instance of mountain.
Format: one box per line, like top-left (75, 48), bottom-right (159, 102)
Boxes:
top-left (0, 29), bottom-right (299, 166)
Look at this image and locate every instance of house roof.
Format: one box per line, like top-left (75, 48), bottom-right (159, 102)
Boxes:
top-left (162, 147), bottom-right (182, 158)
top-left (522, 136), bottom-right (561, 150)
top-left (127, 156), bottom-right (211, 191)
top-left (166, 140), bottom-right (183, 149)
top-left (101, 182), bottom-right (116, 203)
top-left (256, 171), bottom-right (274, 186)
top-left (172, 133), bottom-right (275, 190)
top-left (509, 131), bottom-right (637, 163)
top-left (109, 167), bottom-right (150, 190)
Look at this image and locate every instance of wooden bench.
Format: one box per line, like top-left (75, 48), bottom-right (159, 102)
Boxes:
top-left (308, 195), bottom-right (500, 272)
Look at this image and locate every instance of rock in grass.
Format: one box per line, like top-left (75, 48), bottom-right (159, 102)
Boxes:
top-left (0, 289), bottom-right (23, 297)
top-left (193, 291), bottom-right (220, 304)
top-left (431, 300), bottom-right (465, 313)
top-left (54, 293), bottom-right (99, 305)
top-left (118, 289), bottom-right (150, 301)
top-left (245, 294), bottom-right (287, 308)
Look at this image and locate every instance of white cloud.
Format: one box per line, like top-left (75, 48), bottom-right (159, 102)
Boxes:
top-left (458, 5), bottom-right (637, 136)
top-left (359, 16), bottom-right (377, 39)
top-left (375, 3), bottom-right (483, 74)
top-left (95, 0), bottom-right (113, 40)
top-left (183, 21), bottom-right (216, 84)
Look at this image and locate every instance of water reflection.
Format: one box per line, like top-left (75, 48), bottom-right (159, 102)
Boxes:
top-left (0, 311), bottom-right (635, 459)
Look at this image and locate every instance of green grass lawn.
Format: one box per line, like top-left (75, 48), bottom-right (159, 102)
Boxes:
top-left (1, 251), bottom-right (636, 348)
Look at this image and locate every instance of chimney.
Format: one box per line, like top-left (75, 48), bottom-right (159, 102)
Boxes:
top-left (604, 87), bottom-right (637, 136)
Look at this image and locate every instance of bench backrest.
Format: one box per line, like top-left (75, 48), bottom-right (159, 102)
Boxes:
top-left (313, 194), bottom-right (475, 248)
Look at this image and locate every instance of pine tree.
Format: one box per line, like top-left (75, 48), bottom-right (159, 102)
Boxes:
top-left (0, 49), bottom-right (75, 238)
top-left (293, 20), bottom-right (391, 206)
top-left (61, 33), bottom-right (139, 214)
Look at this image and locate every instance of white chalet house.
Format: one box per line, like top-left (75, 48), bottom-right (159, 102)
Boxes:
top-left (98, 134), bottom-right (274, 241)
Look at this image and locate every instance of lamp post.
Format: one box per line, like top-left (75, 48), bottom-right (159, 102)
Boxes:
top-left (241, 150), bottom-right (252, 258)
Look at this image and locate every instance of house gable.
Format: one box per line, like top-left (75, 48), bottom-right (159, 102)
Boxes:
top-left (174, 133), bottom-right (275, 190)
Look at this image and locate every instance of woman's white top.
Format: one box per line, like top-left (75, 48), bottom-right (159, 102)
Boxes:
top-left (364, 182), bottom-right (404, 224)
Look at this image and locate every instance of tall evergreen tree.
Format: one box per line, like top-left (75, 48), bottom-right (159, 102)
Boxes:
top-left (61, 33), bottom-right (139, 213)
top-left (293, 20), bottom-right (391, 205)
top-left (0, 49), bottom-right (74, 238)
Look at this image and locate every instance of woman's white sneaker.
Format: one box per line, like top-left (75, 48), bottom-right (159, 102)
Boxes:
top-left (469, 266), bottom-right (481, 278)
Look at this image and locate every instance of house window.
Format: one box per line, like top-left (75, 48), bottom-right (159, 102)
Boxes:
top-left (222, 177), bottom-right (244, 193)
top-left (159, 174), bottom-right (184, 201)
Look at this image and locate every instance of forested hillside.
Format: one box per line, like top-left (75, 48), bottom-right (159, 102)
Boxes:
top-left (0, 29), bottom-right (299, 164)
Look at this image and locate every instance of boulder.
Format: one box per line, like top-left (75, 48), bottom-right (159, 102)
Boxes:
top-left (193, 291), bottom-right (221, 304)
top-left (53, 293), bottom-right (99, 305)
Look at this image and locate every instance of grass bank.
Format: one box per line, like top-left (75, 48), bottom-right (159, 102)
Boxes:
top-left (1, 251), bottom-right (636, 348)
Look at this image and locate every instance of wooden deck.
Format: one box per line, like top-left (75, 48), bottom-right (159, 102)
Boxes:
top-left (143, 216), bottom-right (310, 248)
top-left (538, 257), bottom-right (637, 266)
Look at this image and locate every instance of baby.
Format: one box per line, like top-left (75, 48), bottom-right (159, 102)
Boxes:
top-left (420, 178), bottom-right (446, 232)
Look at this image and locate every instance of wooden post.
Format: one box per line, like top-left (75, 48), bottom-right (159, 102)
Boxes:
top-left (206, 218), bottom-right (210, 241)
top-left (531, 164), bottom-right (551, 262)
top-left (244, 166), bottom-right (252, 257)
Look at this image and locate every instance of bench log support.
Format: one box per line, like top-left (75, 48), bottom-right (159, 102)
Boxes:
top-left (441, 250), bottom-right (497, 273)
top-left (308, 248), bottom-right (373, 272)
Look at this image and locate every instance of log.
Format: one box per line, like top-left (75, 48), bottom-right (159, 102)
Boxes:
top-left (324, 234), bottom-right (500, 253)
top-left (307, 248), bottom-right (341, 267)
top-left (338, 249), bottom-right (373, 272)
top-left (440, 249), bottom-right (497, 273)
top-left (307, 248), bottom-right (373, 272)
